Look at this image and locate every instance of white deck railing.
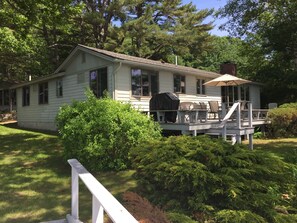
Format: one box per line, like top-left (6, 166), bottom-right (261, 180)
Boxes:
top-left (67, 159), bottom-right (138, 223)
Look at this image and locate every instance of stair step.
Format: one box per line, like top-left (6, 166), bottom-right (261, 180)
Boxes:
top-left (207, 127), bottom-right (254, 136)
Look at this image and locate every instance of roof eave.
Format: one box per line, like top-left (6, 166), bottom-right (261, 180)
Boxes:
top-left (11, 72), bottom-right (65, 89)
top-left (54, 45), bottom-right (116, 74)
top-left (114, 59), bottom-right (220, 79)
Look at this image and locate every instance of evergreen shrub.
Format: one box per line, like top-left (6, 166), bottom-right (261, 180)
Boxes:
top-left (131, 135), bottom-right (296, 222)
top-left (267, 106), bottom-right (297, 137)
top-left (56, 90), bottom-right (161, 171)
top-left (279, 103), bottom-right (297, 109)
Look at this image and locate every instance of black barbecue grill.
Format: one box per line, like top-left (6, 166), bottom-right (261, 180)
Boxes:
top-left (149, 92), bottom-right (180, 123)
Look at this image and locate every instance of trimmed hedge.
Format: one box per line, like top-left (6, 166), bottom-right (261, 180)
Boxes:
top-left (56, 90), bottom-right (161, 171)
top-left (131, 135), bottom-right (297, 222)
top-left (279, 103), bottom-right (297, 109)
top-left (267, 105), bottom-right (297, 137)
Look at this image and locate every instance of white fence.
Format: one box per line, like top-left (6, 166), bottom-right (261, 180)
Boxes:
top-left (67, 159), bottom-right (138, 223)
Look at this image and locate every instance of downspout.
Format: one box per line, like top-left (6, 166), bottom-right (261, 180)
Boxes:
top-left (112, 61), bottom-right (122, 100)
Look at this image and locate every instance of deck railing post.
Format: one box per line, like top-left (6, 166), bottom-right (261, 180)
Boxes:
top-left (71, 165), bottom-right (79, 220)
top-left (236, 102), bottom-right (241, 128)
top-left (248, 102), bottom-right (254, 150)
top-left (236, 102), bottom-right (241, 143)
top-left (92, 195), bottom-right (104, 223)
top-left (68, 159), bottom-right (138, 223)
top-left (248, 102), bottom-right (253, 128)
top-left (221, 103), bottom-right (226, 140)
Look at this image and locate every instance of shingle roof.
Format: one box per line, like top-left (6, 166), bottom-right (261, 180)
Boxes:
top-left (13, 44), bottom-right (222, 89)
top-left (78, 44), bottom-right (220, 78)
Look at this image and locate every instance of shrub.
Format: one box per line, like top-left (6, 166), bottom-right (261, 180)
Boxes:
top-left (267, 107), bottom-right (297, 137)
top-left (56, 90), bottom-right (161, 171)
top-left (166, 212), bottom-right (198, 223)
top-left (279, 103), bottom-right (297, 109)
top-left (130, 135), bottom-right (296, 222)
top-left (119, 191), bottom-right (170, 223)
top-left (215, 210), bottom-right (266, 223)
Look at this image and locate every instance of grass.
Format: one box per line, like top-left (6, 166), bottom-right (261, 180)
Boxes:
top-left (1, 123), bottom-right (296, 222)
top-left (0, 124), bottom-right (137, 223)
top-left (250, 138), bottom-right (297, 164)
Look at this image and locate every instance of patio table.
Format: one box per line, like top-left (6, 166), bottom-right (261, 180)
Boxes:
top-left (177, 109), bottom-right (208, 123)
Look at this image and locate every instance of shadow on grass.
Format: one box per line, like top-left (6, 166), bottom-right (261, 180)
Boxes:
top-left (0, 126), bottom-right (138, 223)
top-left (0, 128), bottom-right (71, 223)
top-left (253, 138), bottom-right (297, 164)
top-left (0, 121), bottom-right (59, 136)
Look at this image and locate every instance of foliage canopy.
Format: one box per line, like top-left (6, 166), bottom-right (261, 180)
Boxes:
top-left (56, 90), bottom-right (161, 171)
top-left (131, 135), bottom-right (297, 222)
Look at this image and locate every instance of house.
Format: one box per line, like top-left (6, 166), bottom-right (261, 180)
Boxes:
top-left (12, 44), bottom-right (262, 131)
top-left (0, 79), bottom-right (17, 112)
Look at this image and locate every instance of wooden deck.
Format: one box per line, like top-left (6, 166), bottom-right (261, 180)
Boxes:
top-left (159, 117), bottom-right (268, 133)
top-left (150, 102), bottom-right (269, 149)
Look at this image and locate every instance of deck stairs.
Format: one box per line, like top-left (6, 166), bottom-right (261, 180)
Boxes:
top-left (157, 101), bottom-right (268, 149)
top-left (204, 102), bottom-right (255, 148)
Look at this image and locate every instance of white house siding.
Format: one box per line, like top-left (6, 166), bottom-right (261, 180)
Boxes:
top-left (16, 52), bottom-right (114, 131)
top-left (114, 64), bottom-right (221, 111)
top-left (175, 79), bottom-right (221, 109)
top-left (249, 84), bottom-right (261, 109)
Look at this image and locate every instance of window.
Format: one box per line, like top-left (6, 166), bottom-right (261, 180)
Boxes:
top-left (240, 85), bottom-right (250, 101)
top-left (174, 74), bottom-right (185, 93)
top-left (22, 86), bottom-right (30, 106)
top-left (39, 82), bottom-right (48, 104)
top-left (196, 79), bottom-right (206, 95)
top-left (56, 79), bottom-right (63, 97)
top-left (131, 69), bottom-right (159, 97)
top-left (90, 67), bottom-right (108, 98)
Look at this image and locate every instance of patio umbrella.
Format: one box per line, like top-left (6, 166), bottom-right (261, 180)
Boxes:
top-left (203, 74), bottom-right (251, 107)
top-left (203, 74), bottom-right (251, 86)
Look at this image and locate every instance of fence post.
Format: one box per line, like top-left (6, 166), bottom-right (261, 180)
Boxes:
top-left (71, 166), bottom-right (79, 220)
top-left (93, 196), bottom-right (104, 223)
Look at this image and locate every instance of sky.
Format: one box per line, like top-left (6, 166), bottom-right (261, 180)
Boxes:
top-left (182, 0), bottom-right (229, 36)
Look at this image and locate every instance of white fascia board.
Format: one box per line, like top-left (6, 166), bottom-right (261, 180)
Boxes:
top-left (114, 59), bottom-right (220, 79)
top-left (54, 46), bottom-right (116, 73)
top-left (11, 72), bottom-right (65, 89)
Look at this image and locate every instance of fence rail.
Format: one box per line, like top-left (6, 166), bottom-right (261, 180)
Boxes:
top-left (67, 159), bottom-right (138, 223)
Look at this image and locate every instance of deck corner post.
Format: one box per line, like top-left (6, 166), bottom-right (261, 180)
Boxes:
top-left (249, 133), bottom-right (253, 150)
top-left (236, 103), bottom-right (241, 128)
top-left (71, 162), bottom-right (79, 220)
top-left (222, 125), bottom-right (227, 140)
top-left (248, 102), bottom-right (253, 128)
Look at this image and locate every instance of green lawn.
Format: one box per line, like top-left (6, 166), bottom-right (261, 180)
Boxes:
top-left (0, 124), bottom-right (137, 223)
top-left (1, 124), bottom-right (296, 223)
top-left (249, 138), bottom-right (297, 164)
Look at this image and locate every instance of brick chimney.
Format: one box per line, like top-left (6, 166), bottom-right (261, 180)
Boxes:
top-left (220, 61), bottom-right (237, 76)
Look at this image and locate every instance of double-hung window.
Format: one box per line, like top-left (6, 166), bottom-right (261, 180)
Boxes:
top-left (56, 79), bottom-right (63, 97)
top-left (39, 82), bottom-right (48, 104)
top-left (174, 74), bottom-right (185, 93)
top-left (22, 86), bottom-right (30, 106)
top-left (90, 67), bottom-right (108, 98)
top-left (196, 79), bottom-right (206, 95)
top-left (131, 69), bottom-right (159, 96)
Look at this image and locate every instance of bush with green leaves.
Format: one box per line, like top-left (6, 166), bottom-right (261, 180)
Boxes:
top-left (279, 103), bottom-right (297, 109)
top-left (131, 135), bottom-right (296, 222)
top-left (56, 90), bottom-right (161, 171)
top-left (267, 106), bottom-right (297, 137)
